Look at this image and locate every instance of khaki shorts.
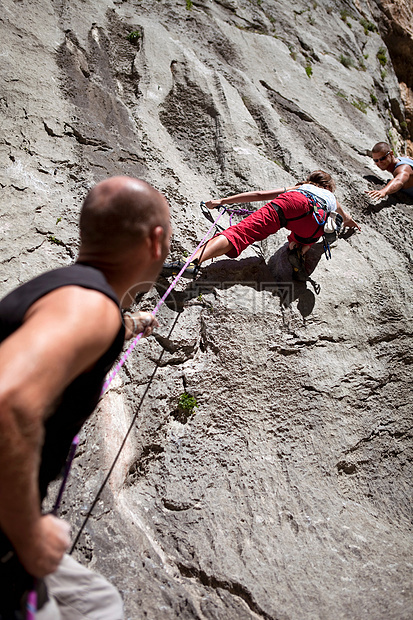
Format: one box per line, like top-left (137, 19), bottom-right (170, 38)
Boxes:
top-left (37, 554), bottom-right (124, 620)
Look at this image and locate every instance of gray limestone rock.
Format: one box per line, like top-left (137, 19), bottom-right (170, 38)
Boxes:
top-left (1, 1), bottom-right (412, 619)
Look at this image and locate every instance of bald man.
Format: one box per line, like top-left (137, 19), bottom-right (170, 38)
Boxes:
top-left (0, 177), bottom-right (171, 619)
top-left (367, 142), bottom-right (413, 200)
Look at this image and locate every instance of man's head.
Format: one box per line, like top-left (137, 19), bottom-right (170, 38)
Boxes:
top-left (79, 177), bottom-right (171, 297)
top-left (371, 142), bottom-right (394, 170)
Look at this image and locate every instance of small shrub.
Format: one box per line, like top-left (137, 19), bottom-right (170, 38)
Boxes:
top-left (127, 31), bottom-right (141, 44)
top-left (56, 217), bottom-right (62, 225)
top-left (358, 60), bottom-right (366, 71)
top-left (370, 92), bottom-right (378, 105)
top-left (352, 99), bottom-right (368, 114)
top-left (48, 235), bottom-right (65, 246)
top-left (171, 393), bottom-right (198, 424)
top-left (289, 45), bottom-right (297, 60)
top-left (377, 46), bottom-right (387, 66)
top-left (340, 9), bottom-right (352, 21)
top-left (340, 54), bottom-right (354, 68)
top-left (178, 393), bottom-right (197, 413)
top-left (305, 65), bottom-right (313, 77)
top-left (336, 90), bottom-right (348, 100)
top-left (381, 69), bottom-right (387, 80)
top-left (186, 0), bottom-right (193, 9)
top-left (360, 18), bottom-right (377, 34)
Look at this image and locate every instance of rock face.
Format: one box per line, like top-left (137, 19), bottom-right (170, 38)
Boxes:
top-left (1, 1), bottom-right (412, 619)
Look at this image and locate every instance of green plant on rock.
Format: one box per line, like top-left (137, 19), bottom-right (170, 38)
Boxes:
top-left (352, 98), bottom-right (368, 114)
top-left (127, 30), bottom-right (141, 44)
top-left (186, 0), bottom-right (193, 9)
top-left (340, 54), bottom-right (354, 68)
top-left (340, 9), bottom-right (353, 22)
top-left (48, 235), bottom-right (65, 246)
top-left (305, 64), bottom-right (313, 77)
top-left (360, 18), bottom-right (377, 34)
top-left (178, 393), bottom-right (198, 414)
top-left (377, 46), bottom-right (387, 66)
top-left (336, 90), bottom-right (348, 100)
top-left (289, 45), bottom-right (297, 60)
top-left (381, 69), bottom-right (387, 80)
top-left (370, 92), bottom-right (378, 105)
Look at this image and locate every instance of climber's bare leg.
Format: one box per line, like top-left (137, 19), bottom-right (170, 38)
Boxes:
top-left (193, 235), bottom-right (235, 264)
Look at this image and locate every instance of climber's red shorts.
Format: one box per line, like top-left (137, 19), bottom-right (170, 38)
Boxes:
top-left (221, 191), bottom-right (325, 257)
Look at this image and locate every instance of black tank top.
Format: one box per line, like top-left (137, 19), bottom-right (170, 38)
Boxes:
top-left (0, 263), bottom-right (126, 611)
top-left (0, 263), bottom-right (125, 499)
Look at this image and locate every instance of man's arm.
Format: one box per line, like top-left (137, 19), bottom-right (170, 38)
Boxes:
top-left (204, 185), bottom-right (299, 209)
top-left (0, 286), bottom-right (121, 577)
top-left (366, 165), bottom-right (411, 200)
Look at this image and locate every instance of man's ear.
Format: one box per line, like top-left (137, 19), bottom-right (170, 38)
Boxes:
top-left (148, 226), bottom-right (164, 260)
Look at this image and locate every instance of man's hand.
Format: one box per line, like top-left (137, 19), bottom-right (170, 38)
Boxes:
top-left (365, 189), bottom-right (387, 201)
top-left (16, 515), bottom-right (71, 578)
top-left (124, 311), bottom-right (159, 339)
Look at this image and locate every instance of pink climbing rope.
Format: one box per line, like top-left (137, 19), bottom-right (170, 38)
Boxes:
top-left (101, 206), bottom-right (227, 393)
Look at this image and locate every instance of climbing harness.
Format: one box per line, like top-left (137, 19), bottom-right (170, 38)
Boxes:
top-left (272, 189), bottom-right (343, 261)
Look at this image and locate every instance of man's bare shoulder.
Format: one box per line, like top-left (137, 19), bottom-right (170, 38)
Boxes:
top-left (26, 285), bottom-right (119, 326)
top-left (0, 286), bottom-right (123, 414)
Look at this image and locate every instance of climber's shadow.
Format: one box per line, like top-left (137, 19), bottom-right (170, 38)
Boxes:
top-left (266, 242), bottom-right (326, 317)
top-left (156, 256), bottom-right (273, 313)
top-left (156, 243), bottom-right (327, 319)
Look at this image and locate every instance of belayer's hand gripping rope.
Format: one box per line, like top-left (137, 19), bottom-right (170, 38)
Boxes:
top-left (26, 204), bottom-right (227, 619)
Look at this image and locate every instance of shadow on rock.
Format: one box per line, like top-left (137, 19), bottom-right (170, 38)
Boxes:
top-left (267, 242), bottom-right (326, 316)
top-left (156, 245), bottom-right (329, 318)
top-left (156, 256), bottom-right (274, 313)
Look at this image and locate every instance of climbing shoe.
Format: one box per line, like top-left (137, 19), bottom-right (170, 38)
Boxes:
top-left (287, 248), bottom-right (308, 282)
top-left (161, 258), bottom-right (200, 279)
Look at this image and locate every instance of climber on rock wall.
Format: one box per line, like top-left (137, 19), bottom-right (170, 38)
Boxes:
top-left (163, 170), bottom-right (360, 281)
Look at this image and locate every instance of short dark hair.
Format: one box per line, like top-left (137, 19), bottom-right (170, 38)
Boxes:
top-left (305, 170), bottom-right (336, 192)
top-left (79, 177), bottom-right (167, 253)
top-left (372, 142), bottom-right (391, 154)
